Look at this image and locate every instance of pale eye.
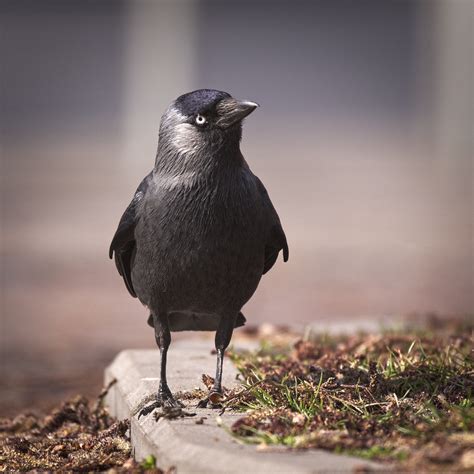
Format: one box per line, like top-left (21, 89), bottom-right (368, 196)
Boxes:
top-left (195, 114), bottom-right (207, 126)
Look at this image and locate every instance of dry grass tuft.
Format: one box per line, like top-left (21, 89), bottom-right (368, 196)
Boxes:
top-left (225, 318), bottom-right (473, 470)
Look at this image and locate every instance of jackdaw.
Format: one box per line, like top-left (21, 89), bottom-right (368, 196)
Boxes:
top-left (110, 89), bottom-right (288, 414)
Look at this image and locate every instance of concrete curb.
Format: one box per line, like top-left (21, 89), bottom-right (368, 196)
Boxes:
top-left (105, 340), bottom-right (383, 473)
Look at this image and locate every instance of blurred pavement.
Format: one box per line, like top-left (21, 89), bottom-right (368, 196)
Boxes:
top-left (1, 0), bottom-right (472, 415)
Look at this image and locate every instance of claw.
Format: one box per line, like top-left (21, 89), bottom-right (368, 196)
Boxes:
top-left (138, 392), bottom-right (184, 419)
top-left (163, 397), bottom-right (185, 409)
top-left (196, 398), bottom-right (209, 408)
top-left (138, 400), bottom-right (161, 419)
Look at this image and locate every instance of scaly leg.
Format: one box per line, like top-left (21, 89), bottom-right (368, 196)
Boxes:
top-left (198, 313), bottom-right (236, 408)
top-left (139, 312), bottom-right (183, 418)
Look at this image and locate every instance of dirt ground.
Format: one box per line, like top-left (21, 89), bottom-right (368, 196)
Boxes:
top-left (1, 317), bottom-right (471, 472)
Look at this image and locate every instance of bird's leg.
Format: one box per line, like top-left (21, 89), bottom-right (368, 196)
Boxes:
top-left (198, 314), bottom-right (236, 408)
top-left (139, 312), bottom-right (183, 418)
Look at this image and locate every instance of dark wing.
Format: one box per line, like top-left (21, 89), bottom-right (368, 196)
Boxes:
top-left (255, 176), bottom-right (289, 274)
top-left (109, 172), bottom-right (153, 297)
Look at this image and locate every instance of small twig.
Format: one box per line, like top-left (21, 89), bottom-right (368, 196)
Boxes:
top-left (93, 378), bottom-right (117, 412)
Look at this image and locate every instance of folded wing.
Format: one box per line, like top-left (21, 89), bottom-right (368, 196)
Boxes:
top-left (255, 176), bottom-right (289, 274)
top-left (109, 172), bottom-right (153, 297)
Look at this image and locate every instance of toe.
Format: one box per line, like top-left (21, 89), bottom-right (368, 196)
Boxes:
top-left (196, 398), bottom-right (209, 408)
top-left (138, 400), bottom-right (161, 419)
top-left (162, 397), bottom-right (184, 409)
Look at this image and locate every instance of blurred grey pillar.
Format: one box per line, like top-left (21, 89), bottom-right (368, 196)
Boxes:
top-left (433, 0), bottom-right (473, 298)
top-left (121, 0), bottom-right (198, 169)
top-left (432, 0), bottom-right (472, 166)
top-left (429, 0), bottom-right (473, 311)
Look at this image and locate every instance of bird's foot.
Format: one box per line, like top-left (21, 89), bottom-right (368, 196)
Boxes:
top-left (197, 390), bottom-right (224, 408)
top-left (138, 389), bottom-right (184, 419)
top-left (138, 400), bottom-right (161, 418)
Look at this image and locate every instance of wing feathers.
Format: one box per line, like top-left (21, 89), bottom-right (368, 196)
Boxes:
top-left (255, 176), bottom-right (289, 274)
top-left (110, 171), bottom-right (287, 298)
top-left (109, 172), bottom-right (152, 297)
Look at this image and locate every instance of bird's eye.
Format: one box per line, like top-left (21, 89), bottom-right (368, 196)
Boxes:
top-left (195, 114), bottom-right (207, 126)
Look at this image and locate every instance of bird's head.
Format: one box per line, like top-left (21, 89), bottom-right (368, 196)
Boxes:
top-left (157, 89), bottom-right (258, 166)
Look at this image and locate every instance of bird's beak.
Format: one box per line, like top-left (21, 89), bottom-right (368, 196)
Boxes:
top-left (215, 98), bottom-right (259, 129)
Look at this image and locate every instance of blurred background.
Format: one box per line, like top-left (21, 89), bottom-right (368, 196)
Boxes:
top-left (1, 0), bottom-right (472, 415)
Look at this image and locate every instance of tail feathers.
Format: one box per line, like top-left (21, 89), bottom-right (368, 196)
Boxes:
top-left (147, 311), bottom-right (246, 332)
top-left (236, 312), bottom-right (247, 327)
top-left (147, 314), bottom-right (154, 328)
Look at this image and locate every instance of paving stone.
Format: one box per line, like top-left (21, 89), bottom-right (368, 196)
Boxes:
top-left (105, 340), bottom-right (383, 473)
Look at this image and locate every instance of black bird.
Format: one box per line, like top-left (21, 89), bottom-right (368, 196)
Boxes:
top-left (110, 89), bottom-right (288, 414)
